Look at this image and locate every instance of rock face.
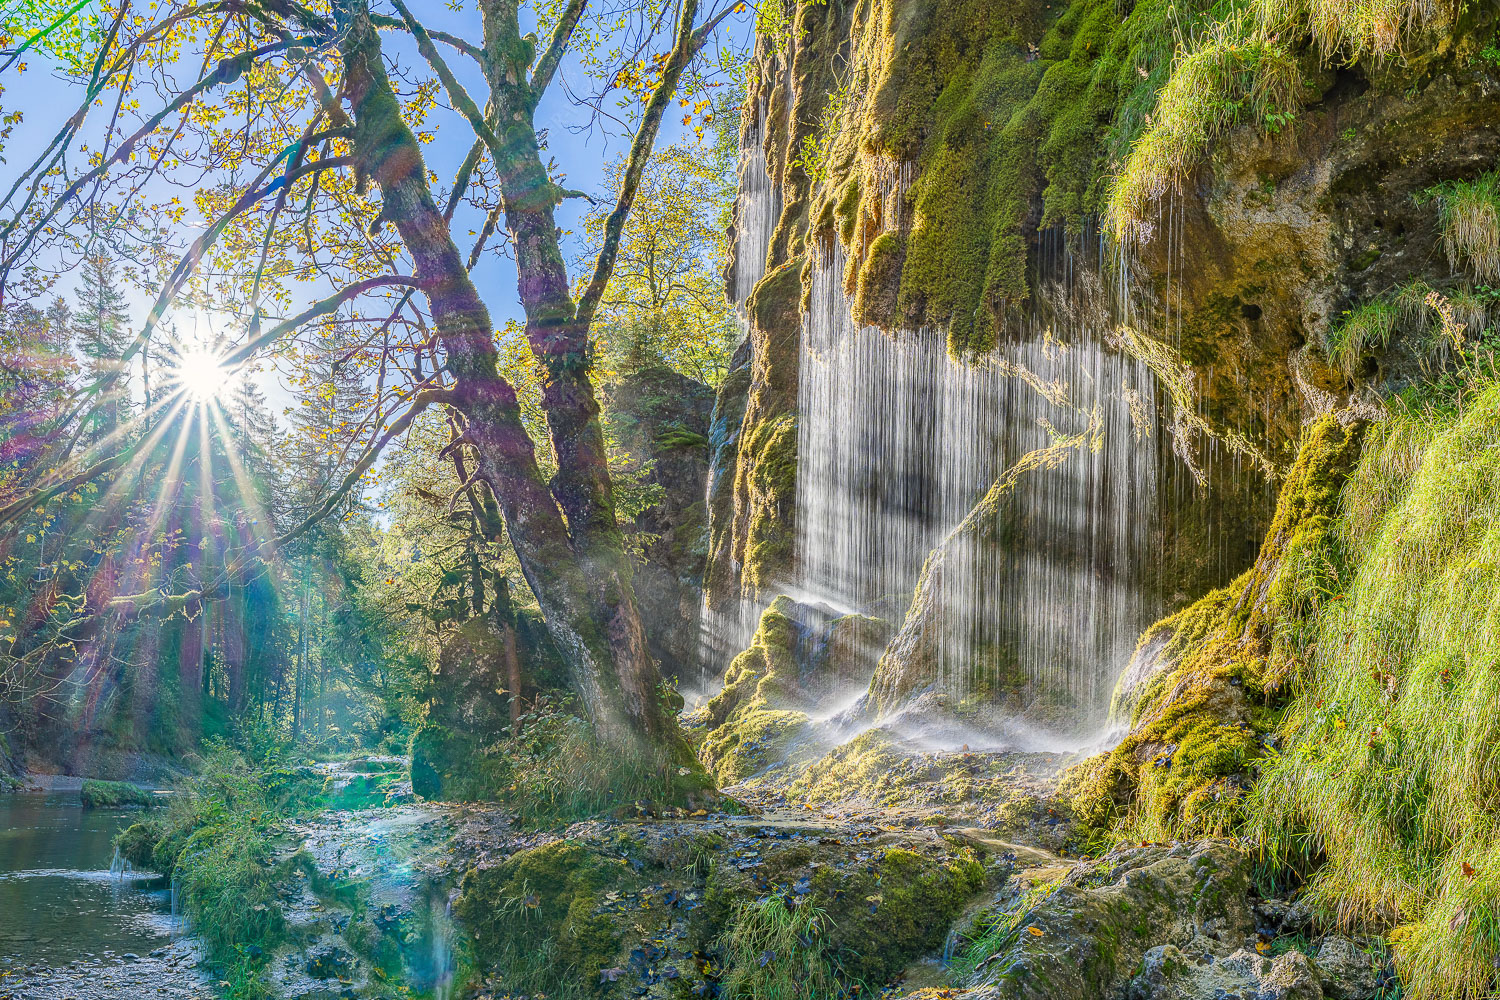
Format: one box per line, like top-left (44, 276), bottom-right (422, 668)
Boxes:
top-left (705, 0), bottom-right (1500, 730)
top-left (603, 365), bottom-right (716, 678)
top-left (943, 842), bottom-right (1390, 1000)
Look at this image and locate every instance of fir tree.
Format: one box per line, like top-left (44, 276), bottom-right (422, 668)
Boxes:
top-left (71, 253), bottom-right (132, 438)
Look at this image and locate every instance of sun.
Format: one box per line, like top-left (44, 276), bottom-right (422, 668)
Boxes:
top-left (174, 347), bottom-right (229, 403)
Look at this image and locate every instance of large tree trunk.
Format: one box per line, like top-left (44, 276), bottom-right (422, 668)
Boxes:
top-left (337, 2), bottom-right (686, 763)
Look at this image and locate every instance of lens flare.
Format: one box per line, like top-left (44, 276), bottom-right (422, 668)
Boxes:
top-left (174, 348), bottom-right (227, 403)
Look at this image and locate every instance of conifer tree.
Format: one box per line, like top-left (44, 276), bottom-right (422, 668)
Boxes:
top-left (71, 254), bottom-right (132, 438)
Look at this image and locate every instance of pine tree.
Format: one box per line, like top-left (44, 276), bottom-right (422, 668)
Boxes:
top-left (71, 254), bottom-right (132, 438)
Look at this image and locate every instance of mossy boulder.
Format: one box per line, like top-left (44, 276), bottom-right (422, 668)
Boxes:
top-left (457, 840), bottom-right (631, 987)
top-left (697, 835), bottom-right (986, 990)
top-left (81, 779), bottom-right (157, 809)
top-left (114, 819), bottom-right (163, 868)
top-left (698, 597), bottom-right (893, 786)
top-left (1063, 415), bottom-right (1365, 842)
top-left (953, 841), bottom-right (1257, 999)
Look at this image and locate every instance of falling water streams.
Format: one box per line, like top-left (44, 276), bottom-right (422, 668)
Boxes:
top-left (797, 243), bottom-right (1163, 727)
top-left (705, 106), bottom-right (1214, 741)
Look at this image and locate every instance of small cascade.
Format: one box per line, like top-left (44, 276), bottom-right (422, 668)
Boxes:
top-left (169, 872), bottom-right (183, 938)
top-left (796, 241), bottom-right (1164, 725)
top-left (731, 101), bottom-right (779, 307)
top-left (109, 845), bottom-right (131, 880)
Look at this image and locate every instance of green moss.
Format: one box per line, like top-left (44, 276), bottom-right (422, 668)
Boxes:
top-left (81, 779), bottom-right (157, 809)
top-left (740, 414), bottom-right (798, 594)
top-left (457, 840), bottom-right (630, 992)
top-left (702, 839), bottom-right (984, 991)
top-left (699, 597), bottom-right (813, 785)
top-left (1063, 415), bottom-right (1364, 842)
top-left (784, 729), bottom-right (913, 805)
top-left (853, 231), bottom-right (906, 327)
top-left (809, 846), bottom-right (985, 984)
top-left (730, 261), bottom-right (804, 600)
top-left (809, 0), bottom-right (1208, 355)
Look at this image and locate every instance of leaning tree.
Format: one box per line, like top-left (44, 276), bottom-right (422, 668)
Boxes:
top-left (0, 0), bottom-right (744, 768)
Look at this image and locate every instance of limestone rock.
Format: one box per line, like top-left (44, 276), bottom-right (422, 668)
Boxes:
top-left (1130, 946), bottom-right (1324, 1000)
top-left (1314, 935), bottom-right (1382, 1000)
top-left (964, 841), bottom-right (1258, 1000)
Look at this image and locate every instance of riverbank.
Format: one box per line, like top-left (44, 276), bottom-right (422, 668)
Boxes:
top-left (0, 938), bottom-right (212, 1000)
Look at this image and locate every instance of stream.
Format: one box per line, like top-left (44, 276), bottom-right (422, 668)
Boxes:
top-left (0, 791), bottom-right (210, 1000)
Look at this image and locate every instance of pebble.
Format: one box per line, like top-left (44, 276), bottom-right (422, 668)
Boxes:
top-left (0, 941), bottom-right (211, 1000)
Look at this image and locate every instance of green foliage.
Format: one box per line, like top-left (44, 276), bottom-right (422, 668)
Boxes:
top-left (112, 743), bottom-right (329, 997)
top-left (415, 695), bottom-right (714, 823)
top-left (584, 142), bottom-right (740, 387)
top-left (0, 0), bottom-right (105, 74)
top-left (80, 778), bottom-right (157, 809)
top-left (1108, 6), bottom-right (1301, 240)
top-left (1109, 0), bottom-right (1462, 238)
top-left (1245, 380), bottom-right (1500, 1000)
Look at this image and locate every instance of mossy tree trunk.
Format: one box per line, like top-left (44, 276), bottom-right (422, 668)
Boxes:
top-left (337, 0), bottom-right (693, 767)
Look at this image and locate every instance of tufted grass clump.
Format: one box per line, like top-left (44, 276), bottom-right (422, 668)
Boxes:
top-left (1108, 9), bottom-right (1301, 239)
top-left (1255, 0), bottom-right (1456, 63)
top-left (716, 896), bottom-right (852, 1000)
top-left (1110, 0), bottom-right (1459, 239)
top-left (1423, 169), bottom-right (1500, 282)
top-left (1245, 382), bottom-right (1500, 1000)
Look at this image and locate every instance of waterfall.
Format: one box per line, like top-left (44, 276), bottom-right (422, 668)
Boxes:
top-left (731, 101), bottom-right (779, 307)
top-left (796, 241), bottom-right (1163, 724)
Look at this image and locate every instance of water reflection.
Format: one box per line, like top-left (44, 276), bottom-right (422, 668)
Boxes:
top-left (0, 791), bottom-right (180, 965)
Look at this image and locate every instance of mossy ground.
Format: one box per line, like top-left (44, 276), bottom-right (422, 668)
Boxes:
top-left (453, 811), bottom-right (989, 999)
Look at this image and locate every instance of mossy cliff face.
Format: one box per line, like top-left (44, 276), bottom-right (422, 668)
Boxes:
top-left (703, 0), bottom-right (858, 613)
top-left (1243, 385), bottom-right (1500, 999)
top-left (1062, 415), bottom-right (1364, 843)
top-left (602, 366), bottom-right (716, 676)
top-left (709, 0), bottom-right (1500, 626)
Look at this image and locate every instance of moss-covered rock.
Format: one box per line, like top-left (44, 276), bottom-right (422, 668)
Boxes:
top-left (1062, 415), bottom-right (1365, 842)
top-left (457, 840), bottom-right (631, 987)
top-left (81, 778), bottom-right (157, 809)
top-left (949, 841), bottom-right (1257, 1000)
top-left (603, 365), bottom-right (716, 677)
top-left (698, 597), bottom-right (894, 786)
